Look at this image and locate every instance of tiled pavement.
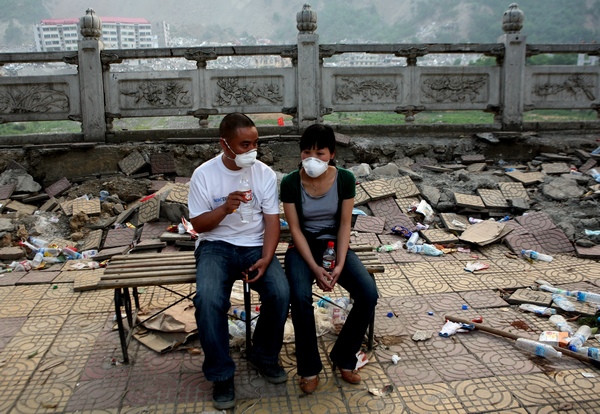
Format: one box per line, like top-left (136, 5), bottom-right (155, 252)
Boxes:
top-left (1, 244), bottom-right (600, 413)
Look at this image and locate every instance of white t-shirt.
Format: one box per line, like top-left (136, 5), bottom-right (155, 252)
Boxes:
top-left (188, 154), bottom-right (280, 247)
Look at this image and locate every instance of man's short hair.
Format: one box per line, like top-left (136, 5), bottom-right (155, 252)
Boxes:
top-left (219, 113), bottom-right (256, 141)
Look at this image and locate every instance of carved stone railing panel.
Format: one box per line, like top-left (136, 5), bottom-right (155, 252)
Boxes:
top-left (105, 71), bottom-right (197, 116)
top-left (421, 74), bottom-right (489, 104)
top-left (526, 67), bottom-right (599, 109)
top-left (207, 69), bottom-right (295, 113)
top-left (0, 75), bottom-right (80, 122)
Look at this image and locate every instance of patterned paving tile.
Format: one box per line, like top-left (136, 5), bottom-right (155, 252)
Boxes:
top-left (501, 373), bottom-right (573, 407)
top-left (439, 213), bottom-right (470, 233)
top-left (388, 176), bottom-right (420, 198)
top-left (516, 211), bottom-right (558, 234)
top-left (350, 231), bottom-right (379, 247)
top-left (387, 213), bottom-right (417, 233)
top-left (452, 376), bottom-right (521, 412)
top-left (65, 377), bottom-right (128, 411)
top-left (575, 244), bottom-right (600, 260)
top-left (39, 196), bottom-right (59, 212)
top-left (0, 272), bottom-right (26, 286)
top-left (138, 196), bottom-right (161, 224)
top-left (421, 228), bottom-right (459, 244)
top-left (477, 188), bottom-right (510, 208)
top-left (506, 288), bottom-right (553, 306)
top-left (102, 227), bottom-right (136, 249)
top-left (4, 200), bottom-right (37, 215)
top-left (166, 183), bottom-right (189, 204)
top-left (542, 162), bottom-right (570, 174)
top-left (579, 158), bottom-right (597, 173)
top-left (119, 150), bottom-right (147, 175)
top-left (376, 268), bottom-right (418, 298)
top-left (505, 170), bottom-right (545, 185)
top-left (387, 357), bottom-right (442, 386)
top-left (503, 232), bottom-right (545, 254)
top-left (354, 184), bottom-right (370, 206)
top-left (454, 192), bottom-right (485, 209)
top-left (353, 215), bottom-right (385, 234)
top-left (175, 176), bottom-right (191, 184)
top-left (72, 198), bottom-right (102, 216)
top-left (45, 177), bottom-right (72, 198)
top-left (499, 181), bottom-right (530, 200)
top-left (15, 270), bottom-right (60, 285)
top-left (12, 380), bottom-right (75, 413)
top-left (80, 229), bottom-right (103, 251)
top-left (30, 295), bottom-right (78, 316)
top-left (60, 198), bottom-right (75, 215)
top-left (395, 197), bottom-right (420, 213)
top-left (533, 228), bottom-right (575, 254)
top-left (361, 179), bottom-right (396, 200)
top-left (459, 290), bottom-right (509, 309)
top-left (150, 153), bottom-right (176, 174)
top-left (368, 196), bottom-right (403, 220)
top-left (395, 383), bottom-right (466, 413)
top-left (0, 183), bottom-right (16, 199)
top-left (477, 270), bottom-right (541, 289)
top-left (140, 221), bottom-right (171, 240)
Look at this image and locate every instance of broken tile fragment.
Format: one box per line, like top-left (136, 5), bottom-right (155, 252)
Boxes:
top-left (394, 197), bottom-right (420, 214)
top-left (150, 153), bottom-right (176, 174)
top-left (476, 189), bottom-right (510, 209)
top-left (499, 182), bottom-right (529, 201)
top-left (533, 228), bottom-right (575, 254)
top-left (4, 200), bottom-right (37, 215)
top-left (466, 163), bottom-right (487, 172)
top-left (506, 289), bottom-right (552, 306)
top-left (354, 184), bottom-right (370, 206)
top-left (461, 154), bottom-right (486, 164)
top-left (453, 193), bottom-right (485, 209)
top-left (72, 198), bottom-right (101, 216)
top-left (360, 180), bottom-right (396, 201)
top-left (0, 183), bottom-right (16, 200)
top-left (45, 177), bottom-right (72, 198)
top-left (140, 221), bottom-right (171, 240)
top-left (80, 229), bottom-right (103, 251)
top-left (353, 215), bottom-right (385, 234)
top-left (541, 162), bottom-right (570, 175)
top-left (138, 196), bottom-right (161, 224)
top-left (102, 227), bottom-right (136, 249)
top-left (505, 171), bottom-right (545, 185)
top-left (119, 150), bottom-right (147, 175)
top-left (516, 211), bottom-right (557, 233)
top-left (439, 213), bottom-right (470, 233)
top-left (166, 183), bottom-right (189, 204)
top-left (388, 176), bottom-right (420, 198)
top-left (421, 228), bottom-right (459, 244)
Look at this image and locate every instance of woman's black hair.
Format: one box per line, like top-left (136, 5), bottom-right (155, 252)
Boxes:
top-left (299, 124), bottom-right (336, 166)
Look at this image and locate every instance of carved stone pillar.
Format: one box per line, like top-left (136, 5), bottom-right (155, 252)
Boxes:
top-left (78, 9), bottom-right (107, 142)
top-left (499, 3), bottom-right (526, 130)
top-left (296, 4), bottom-right (321, 128)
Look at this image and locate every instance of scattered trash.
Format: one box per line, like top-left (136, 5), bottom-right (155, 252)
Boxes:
top-left (412, 330), bottom-right (433, 341)
top-left (552, 294), bottom-right (577, 312)
top-left (568, 325), bottom-right (592, 352)
top-left (415, 200), bottom-right (435, 223)
top-left (391, 354), bottom-right (400, 364)
top-left (376, 240), bottom-right (403, 252)
top-left (521, 249), bottom-right (553, 262)
top-left (461, 305), bottom-right (469, 310)
top-left (355, 350), bottom-right (369, 369)
top-left (519, 303), bottom-right (556, 316)
top-left (368, 384), bottom-right (394, 396)
top-left (439, 320), bottom-right (474, 337)
top-left (538, 331), bottom-right (569, 348)
top-left (471, 316), bottom-right (483, 323)
top-left (464, 261), bottom-right (489, 272)
top-left (515, 338), bottom-right (562, 359)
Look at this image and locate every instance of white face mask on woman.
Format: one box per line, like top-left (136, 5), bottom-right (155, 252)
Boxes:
top-left (302, 157), bottom-right (329, 178)
top-left (223, 140), bottom-right (258, 168)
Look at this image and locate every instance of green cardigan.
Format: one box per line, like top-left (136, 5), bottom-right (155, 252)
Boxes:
top-left (280, 167), bottom-right (356, 236)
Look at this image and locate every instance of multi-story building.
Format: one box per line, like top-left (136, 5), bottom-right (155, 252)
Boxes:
top-left (34, 17), bottom-right (169, 52)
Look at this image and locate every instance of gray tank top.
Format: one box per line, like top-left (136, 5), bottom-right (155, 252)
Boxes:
top-left (301, 173), bottom-right (339, 238)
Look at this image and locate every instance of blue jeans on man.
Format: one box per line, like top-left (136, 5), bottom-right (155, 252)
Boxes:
top-left (193, 240), bottom-right (290, 381)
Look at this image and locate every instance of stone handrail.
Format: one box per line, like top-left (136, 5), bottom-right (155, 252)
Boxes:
top-left (0, 4), bottom-right (599, 144)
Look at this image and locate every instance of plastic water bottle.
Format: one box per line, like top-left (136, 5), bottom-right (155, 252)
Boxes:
top-left (519, 303), bottom-right (556, 316)
top-left (552, 294), bottom-right (577, 312)
top-left (548, 314), bottom-right (574, 335)
top-left (238, 171), bottom-right (253, 223)
top-left (575, 291), bottom-right (600, 304)
top-left (515, 338), bottom-right (562, 359)
top-left (422, 244), bottom-right (443, 256)
top-left (588, 168), bottom-right (600, 183)
top-left (62, 246), bottom-right (82, 260)
top-left (521, 249), bottom-right (553, 262)
top-left (31, 252), bottom-right (44, 268)
top-left (28, 237), bottom-right (49, 249)
top-left (576, 347), bottom-right (600, 361)
top-left (568, 325), bottom-right (592, 351)
top-left (39, 247), bottom-right (61, 257)
top-left (322, 241), bottom-right (336, 272)
top-left (233, 308), bottom-right (258, 321)
top-left (406, 232), bottom-right (419, 249)
top-left (228, 319), bottom-right (246, 338)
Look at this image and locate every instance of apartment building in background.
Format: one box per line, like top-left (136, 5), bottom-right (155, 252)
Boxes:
top-left (34, 17), bottom-right (170, 52)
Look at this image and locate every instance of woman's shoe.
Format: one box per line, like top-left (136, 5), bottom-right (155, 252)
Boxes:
top-left (299, 375), bottom-right (319, 394)
top-left (338, 368), bottom-right (361, 384)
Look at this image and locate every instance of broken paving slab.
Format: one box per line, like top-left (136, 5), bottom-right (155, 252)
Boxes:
top-left (394, 197), bottom-right (420, 214)
top-left (533, 228), bottom-right (575, 255)
top-left (579, 158), bottom-right (597, 173)
top-left (466, 162), bottom-right (487, 172)
top-left (150, 153), bottom-right (176, 175)
top-left (575, 244), bottom-right (600, 260)
top-left (454, 192), bottom-right (486, 209)
top-left (368, 196), bottom-right (403, 223)
top-left (476, 189), bottom-right (510, 209)
top-left (160, 232), bottom-right (192, 243)
top-left (102, 227), bottom-right (137, 249)
top-left (175, 176), bottom-right (191, 184)
top-left (80, 229), bottom-right (103, 251)
top-left (140, 221), bottom-right (171, 241)
top-left (3, 200), bottom-right (37, 215)
top-left (0, 183), bottom-right (16, 200)
top-left (541, 162), bottom-right (571, 175)
top-left (119, 150), bottom-right (147, 175)
top-left (505, 170), bottom-right (545, 185)
top-left (461, 154), bottom-right (486, 164)
top-left (45, 177), bottom-right (72, 198)
top-left (506, 288), bottom-right (552, 306)
top-left (354, 184), bottom-right (370, 206)
top-left (459, 220), bottom-right (511, 246)
top-left (0, 246), bottom-right (26, 260)
top-left (439, 213), bottom-right (470, 233)
top-left (350, 231), bottom-right (380, 247)
top-left (503, 232), bottom-right (545, 254)
top-left (165, 183), bottom-right (189, 204)
top-left (353, 215), bottom-right (385, 234)
top-left (72, 198), bottom-right (101, 216)
top-left (387, 176), bottom-right (420, 199)
top-left (360, 179), bottom-right (396, 201)
top-left (138, 196), bottom-right (161, 224)
top-left (499, 182), bottom-right (529, 201)
top-left (15, 270), bottom-right (60, 285)
top-left (515, 211), bottom-right (557, 234)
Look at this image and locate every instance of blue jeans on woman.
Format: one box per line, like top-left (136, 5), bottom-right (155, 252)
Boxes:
top-left (285, 246), bottom-right (378, 377)
top-left (193, 240), bottom-right (290, 382)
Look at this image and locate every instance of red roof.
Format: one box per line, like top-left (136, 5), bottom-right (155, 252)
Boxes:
top-left (41, 17), bottom-right (150, 25)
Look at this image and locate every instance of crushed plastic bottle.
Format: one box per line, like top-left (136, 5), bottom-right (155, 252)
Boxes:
top-left (575, 291), bottom-right (600, 305)
top-left (519, 303), bottom-right (556, 316)
top-left (376, 240), bottom-right (403, 252)
top-left (515, 338), bottom-right (562, 359)
top-left (228, 319), bottom-right (246, 338)
top-left (28, 237), bottom-right (50, 249)
top-left (410, 243), bottom-right (444, 256)
top-left (548, 314), bottom-right (575, 335)
top-left (521, 249), bottom-right (553, 262)
top-left (568, 325), bottom-right (592, 352)
top-left (588, 168), bottom-right (600, 183)
top-left (576, 347), bottom-right (600, 361)
top-left (406, 233), bottom-right (419, 249)
top-left (62, 246), bottom-right (82, 260)
top-left (552, 294), bottom-right (577, 312)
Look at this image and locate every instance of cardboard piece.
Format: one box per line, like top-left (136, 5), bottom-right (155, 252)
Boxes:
top-left (459, 220), bottom-right (512, 246)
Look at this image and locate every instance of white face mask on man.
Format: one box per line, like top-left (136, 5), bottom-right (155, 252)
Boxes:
top-left (302, 157), bottom-right (329, 178)
top-left (223, 139), bottom-right (258, 168)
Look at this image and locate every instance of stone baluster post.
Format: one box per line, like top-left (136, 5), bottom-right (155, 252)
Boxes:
top-left (296, 4), bottom-right (321, 129)
top-left (77, 9), bottom-right (107, 142)
top-left (499, 3), bottom-right (526, 130)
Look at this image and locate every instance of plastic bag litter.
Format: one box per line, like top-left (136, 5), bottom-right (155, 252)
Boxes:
top-left (439, 320), bottom-right (475, 337)
top-left (464, 261), bottom-right (490, 272)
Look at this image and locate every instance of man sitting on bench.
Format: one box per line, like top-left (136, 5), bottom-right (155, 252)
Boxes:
top-left (188, 112), bottom-right (290, 410)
